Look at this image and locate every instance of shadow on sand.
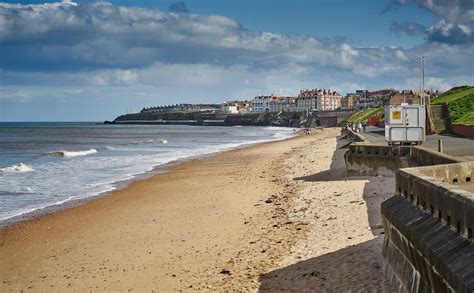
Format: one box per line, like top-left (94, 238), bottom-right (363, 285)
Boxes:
top-left (259, 135), bottom-right (394, 292)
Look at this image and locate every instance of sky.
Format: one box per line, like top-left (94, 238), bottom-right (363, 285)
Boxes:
top-left (0, 0), bottom-right (473, 121)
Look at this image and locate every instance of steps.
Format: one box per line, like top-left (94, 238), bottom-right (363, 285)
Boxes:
top-left (431, 104), bottom-right (451, 134)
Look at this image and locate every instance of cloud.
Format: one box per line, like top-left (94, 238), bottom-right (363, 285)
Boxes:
top-left (0, 0), bottom-right (472, 107)
top-left (389, 0), bottom-right (473, 23)
top-left (387, 0), bottom-right (473, 44)
top-left (426, 20), bottom-right (473, 44)
top-left (169, 2), bottom-right (190, 14)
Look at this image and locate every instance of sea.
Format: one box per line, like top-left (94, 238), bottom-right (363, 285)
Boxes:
top-left (0, 123), bottom-right (294, 224)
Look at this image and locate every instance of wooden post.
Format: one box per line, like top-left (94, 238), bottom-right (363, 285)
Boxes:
top-left (438, 139), bottom-right (443, 153)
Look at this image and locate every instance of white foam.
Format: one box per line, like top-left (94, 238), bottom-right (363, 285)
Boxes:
top-left (49, 148), bottom-right (98, 157)
top-left (0, 126), bottom-right (295, 222)
top-left (0, 163), bottom-right (34, 174)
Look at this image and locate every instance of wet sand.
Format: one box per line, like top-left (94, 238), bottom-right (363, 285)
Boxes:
top-left (0, 128), bottom-right (394, 292)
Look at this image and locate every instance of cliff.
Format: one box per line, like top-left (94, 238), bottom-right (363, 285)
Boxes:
top-left (108, 111), bottom-right (309, 127)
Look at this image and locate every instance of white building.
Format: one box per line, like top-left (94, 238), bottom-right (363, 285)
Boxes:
top-left (269, 96), bottom-right (298, 113)
top-left (252, 96), bottom-right (272, 113)
top-left (221, 104), bottom-right (239, 114)
top-left (297, 89), bottom-right (321, 112)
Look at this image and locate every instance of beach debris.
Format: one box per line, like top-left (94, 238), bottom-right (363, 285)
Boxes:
top-left (219, 269), bottom-right (231, 276)
top-left (265, 198), bottom-right (273, 204)
top-left (369, 223), bottom-right (383, 230)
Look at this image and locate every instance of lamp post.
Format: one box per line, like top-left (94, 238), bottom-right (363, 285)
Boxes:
top-left (420, 56), bottom-right (425, 105)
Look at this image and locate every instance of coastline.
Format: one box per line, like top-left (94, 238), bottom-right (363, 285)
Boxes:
top-left (1, 130), bottom-right (309, 291)
top-left (0, 128), bottom-right (296, 227)
top-left (0, 128), bottom-right (392, 291)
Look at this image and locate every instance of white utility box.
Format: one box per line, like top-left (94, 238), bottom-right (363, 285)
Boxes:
top-left (384, 104), bottom-right (425, 145)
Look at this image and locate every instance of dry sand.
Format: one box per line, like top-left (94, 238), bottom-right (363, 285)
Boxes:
top-left (0, 128), bottom-right (394, 292)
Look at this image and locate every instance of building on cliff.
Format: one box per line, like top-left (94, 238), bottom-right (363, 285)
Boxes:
top-left (297, 89), bottom-right (342, 112)
top-left (252, 96), bottom-right (272, 113)
top-left (268, 96), bottom-right (298, 113)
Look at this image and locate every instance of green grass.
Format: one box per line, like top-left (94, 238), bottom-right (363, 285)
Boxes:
top-left (429, 85), bottom-right (474, 126)
top-left (343, 107), bottom-right (383, 123)
top-left (431, 86), bottom-right (474, 105)
top-left (452, 112), bottom-right (474, 126)
top-left (448, 94), bottom-right (474, 125)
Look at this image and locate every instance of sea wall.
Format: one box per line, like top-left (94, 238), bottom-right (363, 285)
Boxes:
top-left (411, 146), bottom-right (464, 166)
top-left (382, 161), bottom-right (474, 292)
top-left (345, 129), bottom-right (366, 143)
top-left (344, 143), bottom-right (465, 176)
top-left (344, 143), bottom-right (414, 176)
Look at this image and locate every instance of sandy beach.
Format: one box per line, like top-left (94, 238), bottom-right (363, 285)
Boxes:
top-left (0, 128), bottom-right (394, 292)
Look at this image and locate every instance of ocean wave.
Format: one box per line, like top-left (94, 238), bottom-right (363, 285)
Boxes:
top-left (47, 148), bottom-right (98, 157)
top-left (130, 139), bottom-right (167, 145)
top-left (0, 163), bottom-right (34, 174)
top-left (97, 146), bottom-right (115, 151)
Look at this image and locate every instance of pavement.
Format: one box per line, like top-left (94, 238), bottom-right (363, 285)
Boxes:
top-left (359, 126), bottom-right (474, 158)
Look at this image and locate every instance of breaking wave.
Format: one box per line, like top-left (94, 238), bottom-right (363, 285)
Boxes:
top-left (47, 148), bottom-right (98, 158)
top-left (0, 163), bottom-right (34, 174)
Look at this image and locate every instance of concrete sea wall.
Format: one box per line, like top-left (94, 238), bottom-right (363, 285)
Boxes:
top-left (343, 137), bottom-right (473, 291)
top-left (344, 142), bottom-right (465, 176)
top-left (382, 162), bottom-right (474, 292)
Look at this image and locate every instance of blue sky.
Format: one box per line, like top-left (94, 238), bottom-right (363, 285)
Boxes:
top-left (0, 0), bottom-right (472, 121)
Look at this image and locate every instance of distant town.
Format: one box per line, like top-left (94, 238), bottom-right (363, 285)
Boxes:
top-left (140, 88), bottom-right (440, 115)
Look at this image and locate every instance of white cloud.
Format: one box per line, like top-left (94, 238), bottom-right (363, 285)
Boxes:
top-left (0, 0), bottom-right (472, 105)
top-left (395, 50), bottom-right (409, 61)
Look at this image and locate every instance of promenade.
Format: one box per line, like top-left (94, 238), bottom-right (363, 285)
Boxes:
top-left (360, 126), bottom-right (474, 158)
